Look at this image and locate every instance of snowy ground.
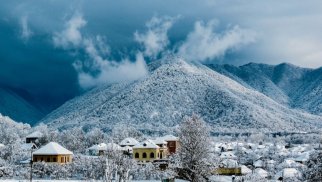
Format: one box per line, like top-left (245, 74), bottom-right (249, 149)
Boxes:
top-left (0, 180), bottom-right (161, 182)
top-left (0, 180), bottom-right (189, 182)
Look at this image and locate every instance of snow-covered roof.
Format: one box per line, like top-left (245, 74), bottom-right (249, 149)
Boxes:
top-left (268, 159), bottom-right (275, 163)
top-left (153, 138), bottom-right (167, 145)
top-left (88, 143), bottom-right (107, 151)
top-left (161, 135), bottom-right (179, 141)
top-left (283, 168), bottom-right (300, 178)
top-left (21, 143), bottom-right (37, 150)
top-left (254, 160), bottom-right (264, 168)
top-left (20, 159), bottom-right (31, 164)
top-left (254, 168), bottom-right (268, 178)
top-left (119, 137), bottom-right (139, 146)
top-left (220, 159), bottom-right (238, 168)
top-left (241, 165), bottom-right (252, 174)
top-left (294, 152), bottom-right (310, 162)
top-left (26, 131), bottom-right (42, 138)
top-left (220, 151), bottom-right (237, 159)
top-left (133, 140), bottom-right (160, 149)
top-left (257, 145), bottom-right (266, 149)
top-left (278, 159), bottom-right (304, 169)
top-left (226, 144), bottom-right (234, 150)
top-left (106, 143), bottom-right (122, 150)
top-left (275, 168), bottom-right (301, 179)
top-left (88, 142), bottom-right (121, 151)
top-left (33, 142), bottom-right (73, 155)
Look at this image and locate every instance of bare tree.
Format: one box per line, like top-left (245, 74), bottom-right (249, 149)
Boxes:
top-left (177, 114), bottom-right (212, 182)
top-left (305, 151), bottom-right (322, 182)
top-left (104, 144), bottom-right (136, 182)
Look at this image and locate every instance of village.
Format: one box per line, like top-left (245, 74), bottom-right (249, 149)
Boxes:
top-left (28, 132), bottom-right (180, 165)
top-left (1, 126), bottom-right (321, 181)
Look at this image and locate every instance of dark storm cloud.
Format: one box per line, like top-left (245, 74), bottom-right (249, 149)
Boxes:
top-left (1, 0), bottom-right (322, 112)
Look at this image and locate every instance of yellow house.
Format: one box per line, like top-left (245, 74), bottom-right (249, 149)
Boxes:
top-left (133, 140), bottom-right (160, 162)
top-left (33, 142), bottom-right (73, 164)
top-left (152, 138), bottom-right (168, 159)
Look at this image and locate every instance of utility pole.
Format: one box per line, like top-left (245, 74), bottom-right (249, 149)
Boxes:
top-left (30, 145), bottom-right (34, 182)
top-left (105, 156), bottom-right (109, 182)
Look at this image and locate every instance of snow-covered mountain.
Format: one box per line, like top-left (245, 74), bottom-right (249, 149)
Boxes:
top-left (41, 57), bottom-right (322, 133)
top-left (0, 87), bottom-right (44, 124)
top-left (209, 63), bottom-right (322, 115)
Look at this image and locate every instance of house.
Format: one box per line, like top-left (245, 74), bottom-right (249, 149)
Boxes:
top-left (220, 159), bottom-right (238, 168)
top-left (26, 131), bottom-right (42, 144)
top-left (33, 142), bottom-right (73, 164)
top-left (241, 165), bottom-right (252, 175)
top-left (254, 168), bottom-right (268, 179)
top-left (88, 142), bottom-right (122, 156)
top-left (275, 168), bottom-right (302, 181)
top-left (105, 142), bottom-right (122, 151)
top-left (133, 140), bottom-right (161, 162)
top-left (119, 138), bottom-right (139, 155)
top-left (217, 143), bottom-right (234, 152)
top-left (88, 143), bottom-right (108, 156)
top-left (119, 137), bottom-right (139, 147)
top-left (214, 167), bottom-right (241, 176)
top-left (220, 151), bottom-right (237, 159)
top-left (294, 152), bottom-right (310, 164)
top-left (267, 160), bottom-right (276, 169)
top-left (254, 159), bottom-right (264, 168)
top-left (152, 138), bottom-right (168, 159)
top-left (214, 158), bottom-right (241, 176)
top-left (226, 144), bottom-right (234, 151)
top-left (21, 143), bottom-right (38, 151)
top-left (161, 135), bottom-right (179, 154)
top-left (278, 159), bottom-right (304, 169)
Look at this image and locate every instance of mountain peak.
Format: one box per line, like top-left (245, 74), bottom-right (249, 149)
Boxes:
top-left (42, 58), bottom-right (322, 133)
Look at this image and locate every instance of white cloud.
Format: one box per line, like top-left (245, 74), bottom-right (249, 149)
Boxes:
top-left (53, 13), bottom-right (87, 48)
top-left (20, 16), bottom-right (33, 41)
top-left (134, 16), bottom-right (177, 58)
top-left (246, 16), bottom-right (322, 68)
top-left (76, 52), bottom-right (148, 89)
top-left (177, 20), bottom-right (256, 62)
top-left (54, 14), bottom-right (148, 89)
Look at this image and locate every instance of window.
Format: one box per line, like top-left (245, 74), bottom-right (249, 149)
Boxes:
top-left (61, 157), bottom-right (64, 163)
top-left (53, 157), bottom-right (57, 162)
top-left (47, 158), bottom-right (50, 162)
top-left (67, 157), bottom-right (69, 162)
top-left (150, 152), bottom-right (155, 158)
top-left (41, 157), bottom-right (43, 161)
top-left (142, 152), bottom-right (147, 158)
top-left (135, 153), bottom-right (139, 158)
top-left (160, 153), bottom-right (162, 158)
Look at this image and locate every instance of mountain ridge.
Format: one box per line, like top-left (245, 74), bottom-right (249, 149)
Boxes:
top-left (40, 57), bottom-right (322, 133)
top-left (0, 86), bottom-right (44, 124)
top-left (208, 62), bottom-right (322, 115)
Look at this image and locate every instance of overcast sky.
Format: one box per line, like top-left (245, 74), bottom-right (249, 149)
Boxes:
top-left (1, 0), bottom-right (322, 109)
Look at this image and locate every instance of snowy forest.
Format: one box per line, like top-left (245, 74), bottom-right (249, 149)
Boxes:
top-left (1, 113), bottom-right (322, 182)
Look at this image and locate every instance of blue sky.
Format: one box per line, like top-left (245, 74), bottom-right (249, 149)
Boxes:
top-left (1, 0), bottom-right (322, 109)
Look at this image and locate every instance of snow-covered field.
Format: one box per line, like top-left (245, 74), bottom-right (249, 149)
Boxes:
top-left (0, 181), bottom-right (161, 182)
top-left (0, 180), bottom-right (189, 182)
